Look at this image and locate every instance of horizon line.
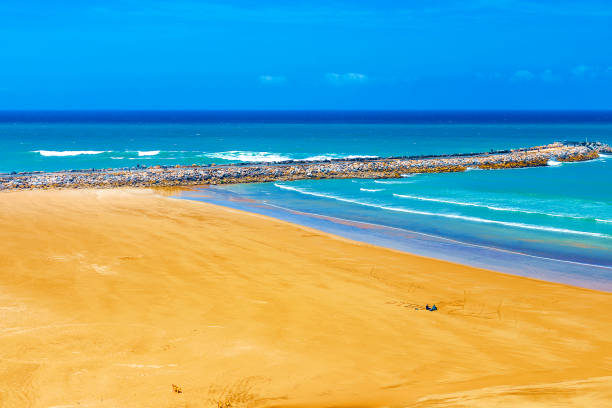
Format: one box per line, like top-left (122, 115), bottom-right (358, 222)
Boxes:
top-left (1, 109), bottom-right (612, 112)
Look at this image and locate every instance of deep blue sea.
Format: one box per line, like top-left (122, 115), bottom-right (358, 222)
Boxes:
top-left (2, 111), bottom-right (611, 290)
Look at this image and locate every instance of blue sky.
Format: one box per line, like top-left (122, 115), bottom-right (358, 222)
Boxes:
top-left (0, 0), bottom-right (611, 109)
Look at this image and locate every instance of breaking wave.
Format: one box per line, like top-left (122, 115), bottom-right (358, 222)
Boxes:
top-left (374, 179), bottom-right (414, 184)
top-left (302, 154), bottom-right (378, 161)
top-left (137, 150), bottom-right (160, 156)
top-left (392, 194), bottom-right (594, 221)
top-left (205, 151), bottom-right (292, 162)
top-left (33, 150), bottom-right (108, 157)
top-left (274, 183), bottom-right (610, 239)
top-left (32, 148), bottom-right (378, 163)
top-left (204, 151), bottom-right (378, 163)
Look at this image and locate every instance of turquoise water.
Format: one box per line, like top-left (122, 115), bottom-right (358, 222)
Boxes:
top-left (179, 154), bottom-right (612, 290)
top-left (2, 116), bottom-right (611, 289)
top-left (215, 157), bottom-right (612, 267)
top-left (2, 122), bottom-right (611, 173)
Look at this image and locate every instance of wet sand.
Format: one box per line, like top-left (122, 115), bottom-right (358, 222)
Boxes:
top-left (0, 189), bottom-right (610, 407)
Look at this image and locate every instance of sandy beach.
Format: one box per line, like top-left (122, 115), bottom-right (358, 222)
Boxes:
top-left (0, 188), bottom-right (610, 407)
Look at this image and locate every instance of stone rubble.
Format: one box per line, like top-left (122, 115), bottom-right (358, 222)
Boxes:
top-left (1, 141), bottom-right (610, 191)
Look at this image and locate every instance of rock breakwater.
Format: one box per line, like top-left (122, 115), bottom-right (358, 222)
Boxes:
top-left (1, 142), bottom-right (610, 191)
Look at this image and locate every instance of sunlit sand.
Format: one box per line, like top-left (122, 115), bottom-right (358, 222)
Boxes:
top-left (0, 189), bottom-right (610, 407)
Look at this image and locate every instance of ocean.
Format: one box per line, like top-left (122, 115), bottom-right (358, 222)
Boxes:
top-left (2, 111), bottom-right (611, 289)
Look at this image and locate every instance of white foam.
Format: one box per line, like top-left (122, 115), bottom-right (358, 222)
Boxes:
top-left (392, 194), bottom-right (590, 220)
top-left (205, 151), bottom-right (378, 163)
top-left (33, 150), bottom-right (107, 157)
top-left (547, 160), bottom-right (562, 166)
top-left (262, 201), bottom-right (612, 271)
top-left (374, 179), bottom-right (414, 184)
top-left (274, 184), bottom-right (610, 239)
top-left (360, 188), bottom-right (384, 192)
top-left (596, 218), bottom-right (612, 224)
top-left (137, 150), bottom-right (160, 156)
top-left (343, 154), bottom-right (379, 159)
top-left (205, 151), bottom-right (292, 162)
top-left (305, 154), bottom-right (378, 161)
top-left (301, 155), bottom-right (333, 161)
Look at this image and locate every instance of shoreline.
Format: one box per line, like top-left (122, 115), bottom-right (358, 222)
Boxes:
top-left (2, 141), bottom-right (610, 190)
top-left (1, 188), bottom-right (610, 407)
top-left (175, 190), bottom-right (612, 294)
top-left (176, 187), bottom-right (612, 292)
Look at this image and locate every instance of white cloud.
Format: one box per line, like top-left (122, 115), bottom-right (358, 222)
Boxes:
top-left (511, 70), bottom-right (535, 82)
top-left (259, 75), bottom-right (287, 85)
top-left (325, 72), bottom-right (368, 85)
top-left (571, 65), bottom-right (597, 78)
top-left (572, 65), bottom-right (589, 76)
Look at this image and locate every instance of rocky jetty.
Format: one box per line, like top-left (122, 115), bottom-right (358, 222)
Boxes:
top-left (1, 141), bottom-right (610, 191)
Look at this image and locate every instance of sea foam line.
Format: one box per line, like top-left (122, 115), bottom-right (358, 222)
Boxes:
top-left (137, 150), bottom-right (161, 156)
top-left (360, 188), bottom-right (384, 192)
top-left (205, 151), bottom-right (378, 163)
top-left (304, 154), bottom-right (378, 161)
top-left (374, 179), bottom-right (414, 184)
top-left (274, 184), bottom-right (611, 239)
top-left (205, 151), bottom-right (292, 162)
top-left (392, 194), bottom-right (593, 221)
top-left (33, 150), bottom-right (108, 157)
top-left (260, 201), bottom-right (612, 271)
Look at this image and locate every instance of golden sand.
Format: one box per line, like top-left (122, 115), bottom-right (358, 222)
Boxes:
top-left (0, 189), bottom-right (610, 407)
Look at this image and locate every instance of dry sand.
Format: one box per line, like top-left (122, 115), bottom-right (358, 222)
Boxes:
top-left (0, 188), bottom-right (610, 407)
